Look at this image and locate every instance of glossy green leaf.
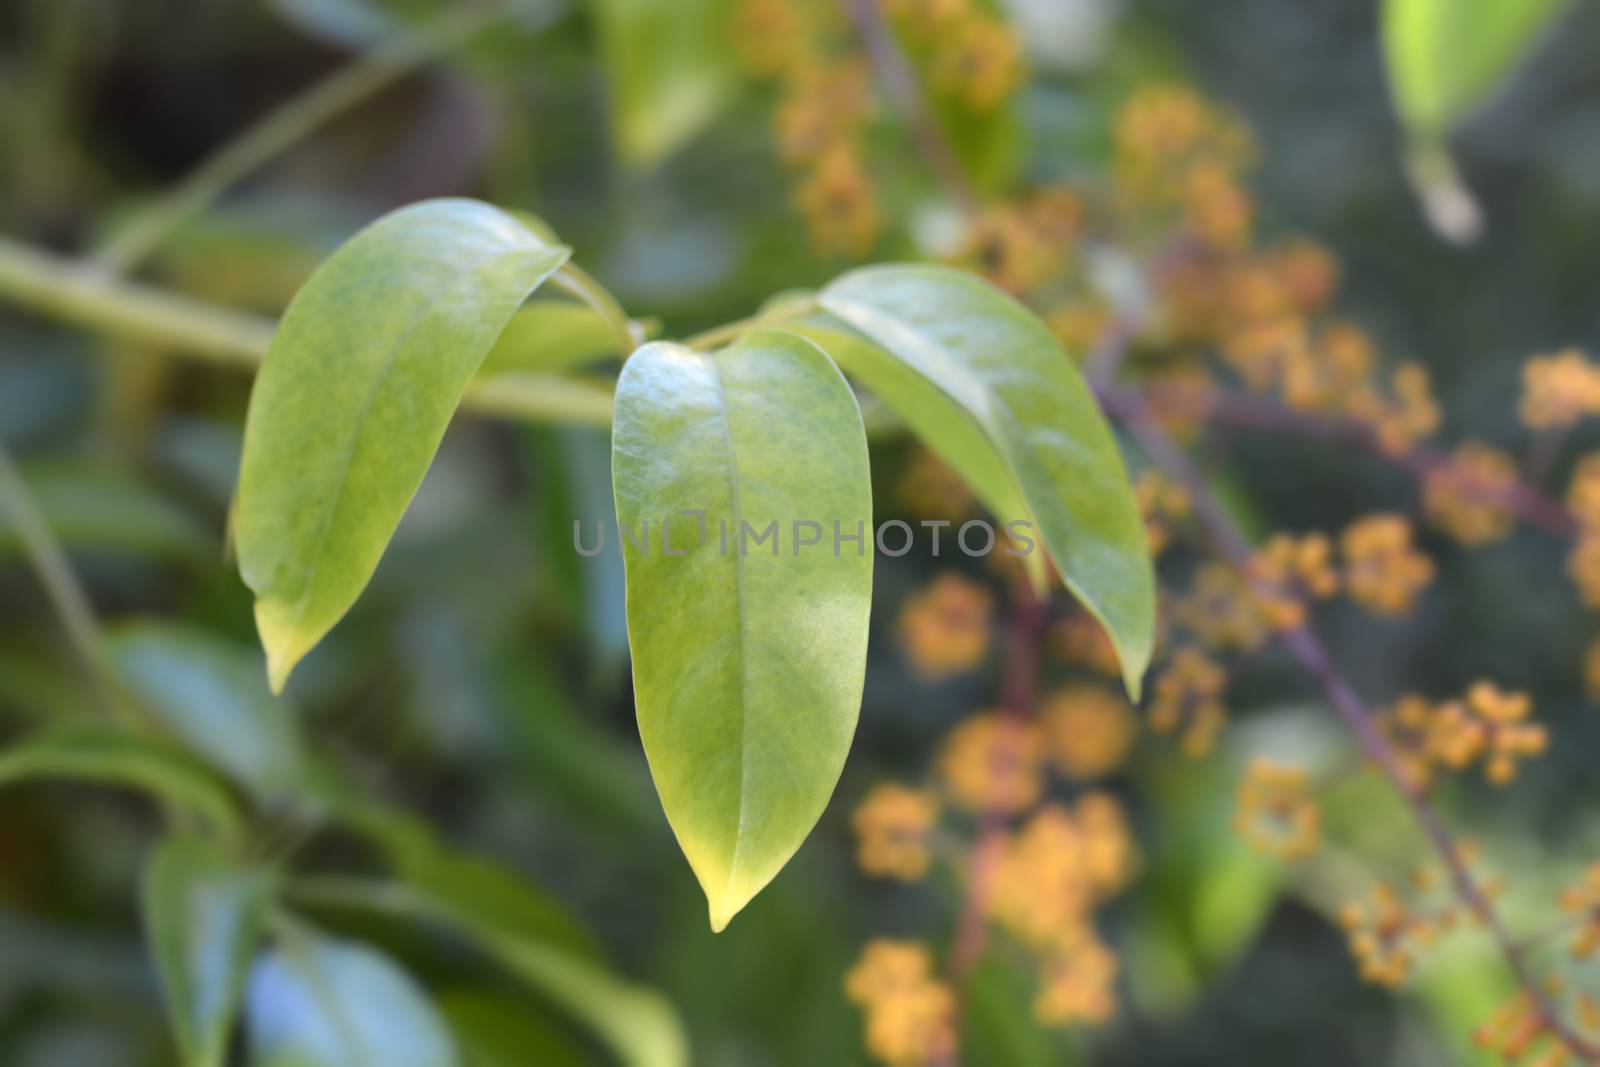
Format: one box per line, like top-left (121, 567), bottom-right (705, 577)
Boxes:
top-left (296, 877), bottom-right (688, 1067)
top-left (1383, 0), bottom-right (1569, 137)
top-left (782, 317), bottom-right (1047, 593)
top-left (235, 198), bottom-right (570, 693)
top-left (590, 0), bottom-right (736, 166)
top-left (105, 621), bottom-right (309, 803)
top-left (612, 331), bottom-right (872, 931)
top-left (247, 928), bottom-right (457, 1067)
top-left (0, 724), bottom-right (239, 832)
top-left (818, 265), bottom-right (1154, 697)
top-left (142, 836), bottom-right (273, 1067)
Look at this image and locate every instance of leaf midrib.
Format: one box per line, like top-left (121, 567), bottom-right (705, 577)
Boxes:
top-left (700, 349), bottom-right (753, 908)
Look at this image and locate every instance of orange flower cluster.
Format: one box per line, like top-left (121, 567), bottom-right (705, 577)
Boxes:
top-left (1566, 455), bottom-right (1600, 607)
top-left (1475, 980), bottom-right (1600, 1067)
top-left (955, 187), bottom-right (1085, 294)
top-left (1233, 757), bottom-right (1321, 861)
top-left (1113, 85), bottom-right (1255, 253)
top-left (1424, 441), bottom-right (1519, 545)
top-left (1340, 514), bottom-right (1435, 615)
top-left (845, 941), bottom-right (958, 1066)
top-left (1172, 561), bottom-right (1270, 653)
top-left (1377, 684), bottom-right (1547, 788)
top-left (936, 711), bottom-right (1042, 814)
top-left (853, 784), bottom-right (941, 880)
top-left (1520, 349), bottom-right (1600, 430)
top-left (1247, 532), bottom-right (1339, 630)
top-left (1052, 610), bottom-right (1124, 679)
top-left (1040, 684), bottom-right (1137, 780)
top-left (734, 0), bottom-right (880, 255)
top-left (1338, 883), bottom-right (1442, 988)
top-left (985, 794), bottom-right (1136, 1025)
top-left (898, 572), bottom-right (994, 678)
top-left (882, 0), bottom-right (1023, 112)
top-left (1136, 469), bottom-right (1191, 556)
top-left (1148, 647), bottom-right (1228, 757)
top-left (1559, 865), bottom-right (1600, 960)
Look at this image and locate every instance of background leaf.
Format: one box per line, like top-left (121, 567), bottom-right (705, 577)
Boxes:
top-left (819, 264), bottom-right (1154, 696)
top-left (612, 331), bottom-right (872, 930)
top-left (0, 724), bottom-right (240, 833)
top-left (105, 621), bottom-right (311, 804)
top-left (590, 0), bottom-right (738, 167)
top-left (247, 927), bottom-right (458, 1067)
top-left (235, 198), bottom-right (570, 692)
top-left (142, 835), bottom-right (273, 1067)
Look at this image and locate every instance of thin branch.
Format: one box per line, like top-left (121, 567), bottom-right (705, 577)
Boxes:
top-left (90, 1), bottom-right (515, 276)
top-left (0, 445), bottom-right (150, 729)
top-left (0, 236), bottom-right (614, 428)
top-left (843, 0), bottom-right (978, 214)
top-left (1111, 384), bottom-right (1600, 1062)
top-left (943, 573), bottom-right (1047, 1050)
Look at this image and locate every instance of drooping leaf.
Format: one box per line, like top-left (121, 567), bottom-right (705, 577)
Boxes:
top-left (247, 928), bottom-right (458, 1067)
top-left (782, 317), bottom-right (1047, 592)
top-left (235, 198), bottom-right (570, 692)
top-left (142, 836), bottom-right (274, 1067)
top-left (295, 876), bottom-right (688, 1067)
top-left (105, 621), bottom-right (309, 803)
top-left (818, 265), bottom-right (1154, 697)
top-left (1382, 0), bottom-right (1569, 137)
top-left (590, 0), bottom-right (737, 166)
top-left (612, 331), bottom-right (872, 931)
top-left (0, 724), bottom-right (240, 833)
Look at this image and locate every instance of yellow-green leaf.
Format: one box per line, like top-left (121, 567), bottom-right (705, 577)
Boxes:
top-left (818, 264), bottom-right (1153, 697)
top-left (1383, 0), bottom-right (1569, 137)
top-left (612, 331), bottom-right (872, 931)
top-left (142, 836), bottom-right (273, 1067)
top-left (235, 198), bottom-right (569, 692)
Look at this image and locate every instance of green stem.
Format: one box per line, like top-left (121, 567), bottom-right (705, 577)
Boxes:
top-left (0, 445), bottom-right (157, 731)
top-left (551, 263), bottom-right (640, 358)
top-left (90, 1), bottom-right (514, 276)
top-left (0, 236), bottom-right (614, 427)
top-left (683, 298), bottom-right (817, 351)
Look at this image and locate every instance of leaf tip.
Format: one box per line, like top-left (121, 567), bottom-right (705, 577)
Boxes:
top-left (253, 600), bottom-right (305, 696)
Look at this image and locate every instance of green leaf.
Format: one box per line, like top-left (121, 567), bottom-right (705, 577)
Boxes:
top-left (590, 0), bottom-right (736, 166)
top-left (1383, 0), bottom-right (1569, 137)
top-left (235, 198), bottom-right (570, 693)
top-left (0, 723), bottom-right (240, 833)
top-left (296, 877), bottom-right (688, 1067)
top-left (143, 836), bottom-right (273, 1067)
top-left (105, 621), bottom-right (309, 803)
top-left (248, 927), bottom-right (458, 1067)
top-left (0, 463), bottom-right (208, 562)
top-left (439, 990), bottom-right (590, 1067)
top-left (782, 317), bottom-right (1047, 593)
top-left (612, 331), bottom-right (872, 931)
top-left (476, 301), bottom-right (635, 378)
top-left (817, 264), bottom-right (1154, 697)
